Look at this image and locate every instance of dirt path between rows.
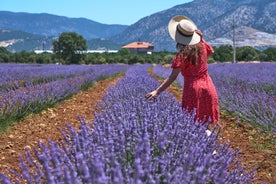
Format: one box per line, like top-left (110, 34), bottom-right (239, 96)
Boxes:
top-left (0, 76), bottom-right (122, 180)
top-left (0, 73), bottom-right (275, 183)
top-left (168, 85), bottom-right (276, 184)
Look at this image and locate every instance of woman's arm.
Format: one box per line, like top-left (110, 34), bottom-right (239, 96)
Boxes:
top-left (195, 29), bottom-right (214, 55)
top-left (146, 68), bottom-right (181, 99)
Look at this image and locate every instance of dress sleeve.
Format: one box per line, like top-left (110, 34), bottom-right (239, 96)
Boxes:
top-left (203, 41), bottom-right (214, 56)
top-left (171, 53), bottom-right (182, 68)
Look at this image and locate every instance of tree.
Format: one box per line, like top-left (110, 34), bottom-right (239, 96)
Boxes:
top-left (262, 47), bottom-right (276, 61)
top-left (236, 46), bottom-right (259, 61)
top-left (0, 47), bottom-right (10, 63)
top-left (118, 48), bottom-right (130, 55)
top-left (213, 45), bottom-right (233, 62)
top-left (53, 32), bottom-right (87, 64)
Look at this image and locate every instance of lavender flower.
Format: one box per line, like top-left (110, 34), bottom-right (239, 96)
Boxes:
top-left (153, 63), bottom-right (276, 132)
top-left (0, 64), bottom-right (128, 130)
top-left (0, 64), bottom-right (257, 183)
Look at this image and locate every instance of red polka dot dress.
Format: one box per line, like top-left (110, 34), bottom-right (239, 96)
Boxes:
top-left (171, 41), bottom-right (220, 124)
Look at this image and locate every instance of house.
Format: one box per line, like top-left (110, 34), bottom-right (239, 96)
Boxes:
top-left (122, 42), bottom-right (154, 54)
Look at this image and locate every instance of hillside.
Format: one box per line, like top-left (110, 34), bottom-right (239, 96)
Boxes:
top-left (0, 29), bottom-right (123, 52)
top-left (209, 26), bottom-right (276, 49)
top-left (111, 0), bottom-right (276, 51)
top-left (0, 29), bottom-right (53, 52)
top-left (0, 11), bottom-right (128, 40)
top-left (0, 0), bottom-right (275, 52)
top-left (86, 38), bottom-right (121, 50)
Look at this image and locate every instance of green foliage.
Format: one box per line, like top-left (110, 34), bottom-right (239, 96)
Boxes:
top-left (208, 57), bottom-right (216, 64)
top-left (36, 53), bottom-right (53, 64)
top-left (262, 47), bottom-right (276, 61)
top-left (212, 45), bottom-right (275, 62)
top-left (0, 44), bottom-right (275, 64)
top-left (118, 48), bottom-right (131, 55)
top-left (53, 32), bottom-right (87, 64)
top-left (14, 51), bottom-right (36, 63)
top-left (163, 54), bottom-right (175, 64)
top-left (0, 47), bottom-right (11, 62)
top-left (213, 45), bottom-right (233, 62)
top-left (236, 46), bottom-right (260, 61)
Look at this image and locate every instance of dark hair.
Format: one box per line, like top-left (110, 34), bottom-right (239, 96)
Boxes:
top-left (176, 42), bottom-right (201, 65)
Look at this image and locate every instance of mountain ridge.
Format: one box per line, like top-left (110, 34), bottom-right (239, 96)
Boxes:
top-left (0, 0), bottom-right (275, 52)
top-left (0, 11), bottom-right (128, 39)
top-left (110, 0), bottom-right (276, 51)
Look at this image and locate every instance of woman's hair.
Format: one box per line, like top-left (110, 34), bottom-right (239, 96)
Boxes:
top-left (176, 42), bottom-right (201, 65)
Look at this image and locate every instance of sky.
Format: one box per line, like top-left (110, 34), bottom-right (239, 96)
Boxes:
top-left (1, 0), bottom-right (193, 25)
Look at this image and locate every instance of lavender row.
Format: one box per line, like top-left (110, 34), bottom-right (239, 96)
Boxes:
top-left (209, 63), bottom-right (276, 89)
top-left (208, 63), bottom-right (276, 132)
top-left (0, 64), bottom-right (256, 183)
top-left (0, 63), bottom-right (95, 92)
top-left (0, 64), bottom-right (129, 130)
top-left (152, 63), bottom-right (276, 132)
top-left (152, 64), bottom-right (183, 86)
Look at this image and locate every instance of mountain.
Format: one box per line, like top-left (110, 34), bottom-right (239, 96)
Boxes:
top-left (0, 11), bottom-right (128, 40)
top-left (209, 26), bottom-right (276, 49)
top-left (0, 29), bottom-right (54, 52)
top-left (111, 0), bottom-right (276, 51)
top-left (87, 38), bottom-right (121, 50)
top-left (0, 29), bottom-right (121, 52)
top-left (0, 11), bottom-right (127, 52)
top-left (0, 0), bottom-right (275, 52)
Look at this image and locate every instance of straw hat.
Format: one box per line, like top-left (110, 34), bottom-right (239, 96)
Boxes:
top-left (168, 15), bottom-right (200, 45)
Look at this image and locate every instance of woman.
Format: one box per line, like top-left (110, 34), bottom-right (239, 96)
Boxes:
top-left (146, 15), bottom-right (220, 124)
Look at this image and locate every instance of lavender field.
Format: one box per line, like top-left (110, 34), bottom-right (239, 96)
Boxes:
top-left (0, 63), bottom-right (129, 131)
top-left (153, 63), bottom-right (276, 133)
top-left (0, 64), bottom-right (257, 183)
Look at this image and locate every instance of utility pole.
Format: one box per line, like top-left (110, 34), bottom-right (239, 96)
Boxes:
top-left (42, 40), bottom-right (45, 51)
top-left (232, 17), bottom-right (236, 63)
top-left (58, 33), bottom-right (61, 64)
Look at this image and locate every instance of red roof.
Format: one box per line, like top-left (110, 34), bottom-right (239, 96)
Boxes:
top-left (122, 42), bottom-right (154, 49)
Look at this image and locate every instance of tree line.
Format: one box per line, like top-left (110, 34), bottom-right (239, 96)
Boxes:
top-left (0, 32), bottom-right (275, 64)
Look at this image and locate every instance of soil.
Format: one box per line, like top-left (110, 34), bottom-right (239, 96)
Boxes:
top-left (168, 84), bottom-right (276, 184)
top-left (0, 73), bottom-right (276, 184)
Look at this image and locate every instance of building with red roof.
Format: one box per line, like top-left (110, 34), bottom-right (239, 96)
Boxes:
top-left (122, 42), bottom-right (154, 54)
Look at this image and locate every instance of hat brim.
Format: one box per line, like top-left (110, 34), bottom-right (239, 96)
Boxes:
top-left (168, 15), bottom-right (200, 45)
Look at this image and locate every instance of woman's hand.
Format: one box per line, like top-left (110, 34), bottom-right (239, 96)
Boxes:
top-left (146, 68), bottom-right (181, 100)
top-left (145, 90), bottom-right (159, 100)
